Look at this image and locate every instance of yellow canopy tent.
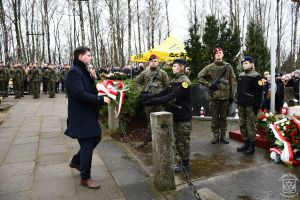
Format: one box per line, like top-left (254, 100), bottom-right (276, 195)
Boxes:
top-left (130, 35), bottom-right (188, 63)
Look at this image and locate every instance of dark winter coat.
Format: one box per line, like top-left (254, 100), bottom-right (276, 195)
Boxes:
top-left (65, 59), bottom-right (104, 139)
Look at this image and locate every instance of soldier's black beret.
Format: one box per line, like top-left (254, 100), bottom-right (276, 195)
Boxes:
top-left (241, 56), bottom-right (254, 64)
top-left (172, 59), bottom-right (188, 66)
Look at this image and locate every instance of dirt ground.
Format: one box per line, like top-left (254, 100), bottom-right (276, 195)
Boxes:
top-left (117, 117), bottom-right (148, 142)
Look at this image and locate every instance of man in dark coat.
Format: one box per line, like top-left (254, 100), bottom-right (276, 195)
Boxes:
top-left (65, 46), bottom-right (111, 189)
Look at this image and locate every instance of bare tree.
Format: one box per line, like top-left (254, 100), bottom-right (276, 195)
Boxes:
top-left (0, 0), bottom-right (9, 62)
top-left (136, 0), bottom-right (142, 53)
top-left (276, 0), bottom-right (283, 70)
top-left (12, 0), bottom-right (22, 60)
top-left (78, 1), bottom-right (85, 45)
top-left (164, 0), bottom-right (170, 36)
top-left (291, 1), bottom-right (300, 67)
top-left (127, 0), bottom-right (132, 59)
top-left (87, 1), bottom-right (95, 59)
top-left (42, 0), bottom-right (51, 63)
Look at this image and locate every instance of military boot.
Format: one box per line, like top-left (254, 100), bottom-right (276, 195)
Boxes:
top-left (245, 140), bottom-right (255, 154)
top-left (211, 134), bottom-right (219, 144)
top-left (220, 132), bottom-right (229, 144)
top-left (237, 139), bottom-right (250, 152)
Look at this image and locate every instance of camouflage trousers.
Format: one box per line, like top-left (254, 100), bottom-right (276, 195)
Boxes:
top-left (4, 80), bottom-right (9, 96)
top-left (0, 80), bottom-right (5, 96)
top-left (144, 105), bottom-right (164, 141)
top-left (32, 81), bottom-right (41, 98)
top-left (174, 121), bottom-right (192, 160)
top-left (238, 106), bottom-right (256, 141)
top-left (13, 79), bottom-right (22, 98)
top-left (210, 100), bottom-right (229, 136)
top-left (47, 81), bottom-right (56, 97)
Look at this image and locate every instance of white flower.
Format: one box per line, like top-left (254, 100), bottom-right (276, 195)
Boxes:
top-left (265, 113), bottom-right (269, 117)
top-left (269, 113), bottom-right (273, 116)
top-left (263, 118), bottom-right (267, 121)
top-left (281, 123), bottom-right (284, 127)
top-left (283, 126), bottom-right (286, 130)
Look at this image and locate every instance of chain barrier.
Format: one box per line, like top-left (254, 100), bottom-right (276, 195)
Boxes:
top-left (119, 118), bottom-right (135, 147)
top-left (172, 144), bottom-right (202, 200)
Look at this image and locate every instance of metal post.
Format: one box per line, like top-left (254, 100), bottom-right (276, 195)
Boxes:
top-left (270, 0), bottom-right (276, 113)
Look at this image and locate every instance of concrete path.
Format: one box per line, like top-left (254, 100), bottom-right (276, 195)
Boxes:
top-left (0, 94), bottom-right (156, 200)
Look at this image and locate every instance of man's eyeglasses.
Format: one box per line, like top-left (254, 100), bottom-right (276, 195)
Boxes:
top-left (150, 60), bottom-right (158, 62)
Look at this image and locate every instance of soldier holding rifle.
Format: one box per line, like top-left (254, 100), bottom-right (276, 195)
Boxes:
top-left (197, 47), bottom-right (236, 144)
top-left (135, 54), bottom-right (169, 146)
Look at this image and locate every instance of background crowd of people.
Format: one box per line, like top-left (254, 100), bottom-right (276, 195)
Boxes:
top-left (262, 69), bottom-right (300, 113)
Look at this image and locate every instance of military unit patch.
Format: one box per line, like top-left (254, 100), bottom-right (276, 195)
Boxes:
top-left (182, 82), bottom-right (189, 88)
top-left (258, 80), bottom-right (262, 86)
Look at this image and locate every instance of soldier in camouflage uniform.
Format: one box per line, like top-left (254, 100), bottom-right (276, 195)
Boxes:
top-left (237, 56), bottom-right (263, 154)
top-left (197, 47), bottom-right (236, 144)
top-left (4, 64), bottom-right (10, 97)
top-left (44, 63), bottom-right (57, 98)
top-left (0, 61), bottom-right (7, 97)
top-left (29, 61), bottom-right (42, 99)
top-left (60, 64), bottom-right (70, 94)
top-left (135, 54), bottom-right (169, 145)
top-left (27, 64), bottom-right (33, 95)
top-left (11, 61), bottom-right (24, 99)
top-left (20, 63), bottom-right (26, 97)
top-left (141, 59), bottom-right (192, 172)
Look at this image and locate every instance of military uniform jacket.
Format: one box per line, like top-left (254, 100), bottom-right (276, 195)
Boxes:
top-left (197, 61), bottom-right (236, 100)
top-left (30, 68), bottom-right (42, 82)
top-left (4, 67), bottom-right (10, 81)
top-left (135, 67), bottom-right (169, 94)
top-left (0, 67), bottom-right (6, 81)
top-left (11, 68), bottom-right (23, 81)
top-left (60, 68), bottom-right (70, 81)
top-left (143, 73), bottom-right (192, 122)
top-left (44, 69), bottom-right (57, 81)
top-left (237, 70), bottom-right (263, 111)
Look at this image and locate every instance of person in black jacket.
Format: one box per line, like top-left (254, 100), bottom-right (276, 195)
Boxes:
top-left (275, 73), bottom-right (284, 113)
top-left (65, 46), bottom-right (111, 189)
top-left (236, 56), bottom-right (263, 154)
top-left (140, 58), bottom-right (192, 173)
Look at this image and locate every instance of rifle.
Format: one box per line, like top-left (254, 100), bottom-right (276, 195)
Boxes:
top-left (209, 64), bottom-right (229, 91)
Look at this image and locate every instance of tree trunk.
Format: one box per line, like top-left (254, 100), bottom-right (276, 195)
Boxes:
top-left (150, 0), bottom-right (155, 48)
top-left (40, 1), bottom-right (45, 63)
top-left (106, 0), bottom-right (117, 65)
top-left (18, 0), bottom-right (26, 62)
top-left (12, 0), bottom-right (22, 60)
top-left (0, 0), bottom-right (9, 62)
top-left (292, 3), bottom-right (300, 69)
top-left (30, 0), bottom-right (36, 61)
top-left (116, 0), bottom-right (123, 66)
top-left (127, 0), bottom-right (132, 61)
top-left (276, 0), bottom-right (282, 70)
top-left (136, 0), bottom-right (141, 53)
top-left (78, 1), bottom-right (85, 45)
top-left (87, 1), bottom-right (95, 61)
top-left (164, 0), bottom-right (170, 36)
top-left (43, 0), bottom-right (51, 63)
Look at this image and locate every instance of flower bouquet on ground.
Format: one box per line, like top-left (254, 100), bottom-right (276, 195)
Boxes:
top-left (256, 109), bottom-right (278, 142)
top-left (269, 116), bottom-right (300, 166)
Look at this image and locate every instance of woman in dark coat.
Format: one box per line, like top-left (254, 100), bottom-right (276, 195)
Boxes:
top-left (65, 46), bottom-right (110, 189)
